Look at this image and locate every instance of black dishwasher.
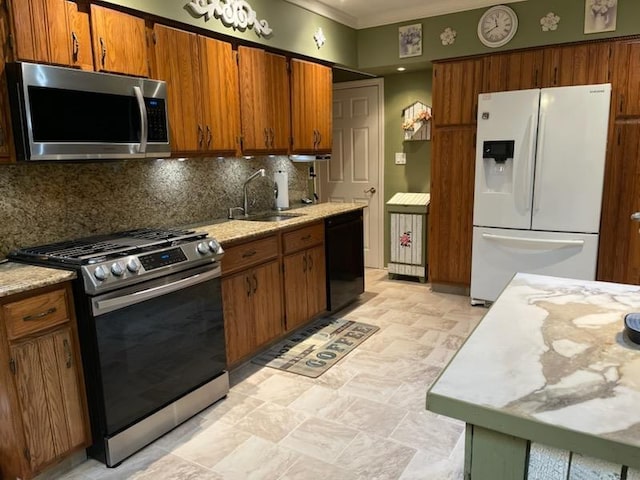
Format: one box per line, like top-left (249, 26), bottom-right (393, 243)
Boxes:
top-left (325, 210), bottom-right (365, 311)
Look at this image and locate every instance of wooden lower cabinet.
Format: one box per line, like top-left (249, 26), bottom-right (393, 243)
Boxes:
top-left (0, 283), bottom-right (90, 480)
top-left (283, 244), bottom-right (326, 331)
top-left (222, 259), bottom-right (283, 365)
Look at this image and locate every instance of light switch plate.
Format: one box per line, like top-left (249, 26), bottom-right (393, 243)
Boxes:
top-left (395, 153), bottom-right (406, 165)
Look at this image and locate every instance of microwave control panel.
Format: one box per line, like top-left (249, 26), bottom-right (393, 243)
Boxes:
top-left (145, 98), bottom-right (169, 142)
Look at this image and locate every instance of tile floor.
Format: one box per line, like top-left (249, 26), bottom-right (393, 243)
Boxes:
top-left (52, 269), bottom-right (487, 480)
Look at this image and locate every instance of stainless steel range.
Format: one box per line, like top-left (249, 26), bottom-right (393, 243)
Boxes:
top-left (9, 228), bottom-right (229, 467)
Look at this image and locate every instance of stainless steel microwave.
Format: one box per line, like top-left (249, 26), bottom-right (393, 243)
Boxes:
top-left (6, 62), bottom-right (171, 161)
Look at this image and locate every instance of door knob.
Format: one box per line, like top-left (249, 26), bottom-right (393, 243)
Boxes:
top-left (632, 212), bottom-right (640, 222)
top-left (364, 187), bottom-right (376, 194)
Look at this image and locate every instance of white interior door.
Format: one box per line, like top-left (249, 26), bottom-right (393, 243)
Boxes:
top-left (318, 79), bottom-right (384, 268)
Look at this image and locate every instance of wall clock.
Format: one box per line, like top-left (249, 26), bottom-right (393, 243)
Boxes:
top-left (477, 5), bottom-right (518, 48)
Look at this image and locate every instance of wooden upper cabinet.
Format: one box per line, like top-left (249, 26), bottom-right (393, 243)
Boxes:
top-left (611, 41), bottom-right (640, 117)
top-left (542, 43), bottom-right (610, 88)
top-left (8, 0), bottom-right (92, 69)
top-left (198, 36), bottom-right (240, 154)
top-left (429, 126), bottom-right (476, 286)
top-left (90, 4), bottom-right (147, 77)
top-left (481, 50), bottom-right (543, 93)
top-left (432, 58), bottom-right (482, 126)
top-left (152, 25), bottom-right (239, 155)
top-left (291, 58), bottom-right (332, 154)
top-left (238, 46), bottom-right (290, 154)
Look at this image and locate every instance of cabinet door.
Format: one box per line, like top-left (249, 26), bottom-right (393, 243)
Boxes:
top-left (432, 59), bottom-right (483, 126)
top-left (429, 126), bottom-right (476, 286)
top-left (543, 43), bottom-right (610, 88)
top-left (313, 62), bottom-right (332, 153)
top-left (11, 327), bottom-right (86, 473)
top-left (153, 24), bottom-right (201, 153)
top-left (222, 272), bottom-right (255, 365)
top-left (91, 4), bottom-right (147, 77)
top-left (266, 52), bottom-right (291, 153)
top-left (611, 41), bottom-right (640, 117)
top-left (252, 260), bottom-right (283, 347)
top-left (66, 0), bottom-right (92, 70)
top-left (507, 50), bottom-right (544, 90)
top-left (598, 121), bottom-right (640, 284)
top-left (291, 58), bottom-right (317, 152)
top-left (0, 4), bottom-right (13, 161)
top-left (306, 245), bottom-right (327, 318)
top-left (283, 251), bottom-right (309, 330)
top-left (238, 46), bottom-right (270, 153)
top-left (199, 37), bottom-right (240, 154)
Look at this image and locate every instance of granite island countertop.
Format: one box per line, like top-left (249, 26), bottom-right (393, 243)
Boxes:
top-left (427, 272), bottom-right (640, 466)
top-left (0, 202), bottom-right (364, 297)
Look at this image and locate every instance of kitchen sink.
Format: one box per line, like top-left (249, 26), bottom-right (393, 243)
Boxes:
top-left (240, 213), bottom-right (304, 222)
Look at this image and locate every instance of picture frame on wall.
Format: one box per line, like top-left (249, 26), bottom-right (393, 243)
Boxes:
top-left (584, 0), bottom-right (617, 34)
top-left (399, 24), bottom-right (422, 58)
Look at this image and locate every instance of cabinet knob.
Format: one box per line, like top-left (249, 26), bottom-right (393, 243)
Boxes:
top-left (631, 212), bottom-right (640, 222)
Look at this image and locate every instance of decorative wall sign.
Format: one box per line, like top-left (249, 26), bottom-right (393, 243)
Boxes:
top-left (540, 12), bottom-right (560, 31)
top-left (314, 28), bottom-right (326, 49)
top-left (584, 0), bottom-right (617, 34)
top-left (186, 0), bottom-right (272, 36)
top-left (402, 101), bottom-right (432, 141)
top-left (399, 24), bottom-right (422, 58)
top-left (440, 27), bottom-right (457, 46)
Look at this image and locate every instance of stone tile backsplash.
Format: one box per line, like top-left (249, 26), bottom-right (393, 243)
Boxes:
top-left (0, 156), bottom-right (310, 258)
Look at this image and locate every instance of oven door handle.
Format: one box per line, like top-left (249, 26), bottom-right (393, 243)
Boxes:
top-left (93, 266), bottom-right (220, 316)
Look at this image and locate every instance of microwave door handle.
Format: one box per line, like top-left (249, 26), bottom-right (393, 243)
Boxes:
top-left (133, 86), bottom-right (148, 154)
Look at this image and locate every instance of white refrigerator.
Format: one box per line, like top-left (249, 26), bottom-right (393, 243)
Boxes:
top-left (470, 84), bottom-right (612, 304)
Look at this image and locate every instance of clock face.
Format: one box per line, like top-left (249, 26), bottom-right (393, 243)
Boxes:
top-left (478, 6), bottom-right (518, 48)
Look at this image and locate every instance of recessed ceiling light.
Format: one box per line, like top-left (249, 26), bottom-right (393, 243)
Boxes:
top-left (397, 67), bottom-right (406, 72)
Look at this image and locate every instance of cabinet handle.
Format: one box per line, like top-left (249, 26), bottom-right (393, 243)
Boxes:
top-left (99, 37), bottom-right (106, 67)
top-left (553, 67), bottom-right (558, 85)
top-left (197, 124), bottom-right (204, 147)
top-left (242, 249), bottom-right (257, 258)
top-left (620, 95), bottom-right (625, 114)
top-left (534, 69), bottom-right (538, 87)
top-left (317, 131), bottom-right (322, 148)
top-left (71, 31), bottom-right (79, 59)
top-left (0, 124), bottom-right (5, 147)
top-left (246, 276), bottom-right (251, 297)
top-left (63, 338), bottom-right (72, 368)
top-left (308, 254), bottom-right (313, 271)
top-left (206, 125), bottom-right (212, 147)
top-left (252, 273), bottom-right (257, 293)
top-left (303, 254), bottom-right (307, 272)
top-left (301, 234), bottom-right (312, 242)
top-left (269, 128), bottom-right (274, 148)
top-left (264, 128), bottom-right (269, 147)
top-left (23, 307), bottom-right (56, 322)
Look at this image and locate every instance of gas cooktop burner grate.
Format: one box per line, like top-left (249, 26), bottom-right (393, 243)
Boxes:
top-left (19, 239), bottom-right (124, 259)
top-left (121, 228), bottom-right (196, 241)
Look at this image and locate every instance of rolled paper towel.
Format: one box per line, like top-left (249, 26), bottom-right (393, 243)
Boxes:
top-left (274, 170), bottom-right (289, 209)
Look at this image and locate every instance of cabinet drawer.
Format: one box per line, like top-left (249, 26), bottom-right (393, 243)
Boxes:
top-left (222, 235), bottom-right (279, 275)
top-left (4, 289), bottom-right (70, 340)
top-left (282, 222), bottom-right (324, 255)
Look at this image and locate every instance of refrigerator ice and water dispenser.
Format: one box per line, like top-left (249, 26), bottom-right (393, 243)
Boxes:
top-left (482, 140), bottom-right (515, 193)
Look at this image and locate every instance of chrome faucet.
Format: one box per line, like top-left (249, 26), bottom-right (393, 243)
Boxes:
top-left (242, 168), bottom-right (266, 216)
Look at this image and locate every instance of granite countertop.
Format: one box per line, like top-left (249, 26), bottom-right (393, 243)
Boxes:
top-left (428, 272), bottom-right (640, 456)
top-left (0, 262), bottom-right (76, 298)
top-left (191, 203), bottom-right (365, 245)
top-left (0, 202), bottom-right (364, 297)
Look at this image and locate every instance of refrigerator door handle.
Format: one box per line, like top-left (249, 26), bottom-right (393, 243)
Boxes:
top-left (482, 233), bottom-right (584, 248)
top-left (533, 113), bottom-right (547, 213)
top-left (524, 114), bottom-right (537, 212)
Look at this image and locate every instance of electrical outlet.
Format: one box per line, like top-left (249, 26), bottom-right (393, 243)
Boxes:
top-left (395, 153), bottom-right (406, 165)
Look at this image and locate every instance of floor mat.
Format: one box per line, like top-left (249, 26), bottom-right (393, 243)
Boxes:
top-left (251, 317), bottom-right (379, 378)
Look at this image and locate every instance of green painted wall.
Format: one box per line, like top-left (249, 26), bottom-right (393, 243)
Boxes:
top-left (383, 70), bottom-right (432, 265)
top-left (101, 0), bottom-right (358, 67)
top-left (358, 0), bottom-right (640, 70)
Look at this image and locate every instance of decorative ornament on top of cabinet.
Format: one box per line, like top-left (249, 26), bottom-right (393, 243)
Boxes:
top-left (540, 12), bottom-right (560, 31)
top-left (186, 0), bottom-right (272, 36)
top-left (440, 27), bottom-right (457, 46)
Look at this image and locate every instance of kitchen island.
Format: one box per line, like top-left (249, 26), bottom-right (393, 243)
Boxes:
top-left (427, 273), bottom-right (640, 479)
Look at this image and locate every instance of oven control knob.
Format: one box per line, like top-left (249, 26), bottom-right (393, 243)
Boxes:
top-left (127, 258), bottom-right (141, 273)
top-left (197, 242), bottom-right (210, 255)
top-left (208, 240), bottom-right (220, 253)
top-left (111, 262), bottom-right (125, 276)
top-left (94, 265), bottom-right (109, 281)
